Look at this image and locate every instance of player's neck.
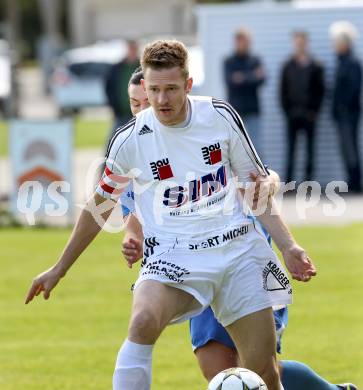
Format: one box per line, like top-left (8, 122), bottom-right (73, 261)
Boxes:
top-left (172, 100), bottom-right (191, 128)
top-left (161, 98), bottom-right (191, 128)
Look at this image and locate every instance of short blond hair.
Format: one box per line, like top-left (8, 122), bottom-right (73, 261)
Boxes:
top-left (141, 40), bottom-right (189, 79)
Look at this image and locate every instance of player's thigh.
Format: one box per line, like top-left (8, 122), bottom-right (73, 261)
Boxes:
top-left (131, 280), bottom-right (195, 329)
top-left (226, 307), bottom-right (277, 369)
top-left (195, 341), bottom-right (238, 382)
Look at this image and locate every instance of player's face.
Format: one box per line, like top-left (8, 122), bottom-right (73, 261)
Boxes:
top-left (128, 84), bottom-right (150, 116)
top-left (142, 66), bottom-right (193, 126)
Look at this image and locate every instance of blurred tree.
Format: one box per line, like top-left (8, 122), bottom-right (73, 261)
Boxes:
top-left (4, 0), bottom-right (21, 117)
top-left (37, 0), bottom-right (62, 42)
top-left (19, 0), bottom-right (41, 59)
top-left (0, 0), bottom-right (68, 60)
top-left (37, 0), bottom-right (65, 93)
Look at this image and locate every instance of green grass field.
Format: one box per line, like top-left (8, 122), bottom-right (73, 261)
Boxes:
top-left (73, 119), bottom-right (109, 151)
top-left (0, 224), bottom-right (362, 389)
top-left (0, 121), bottom-right (8, 156)
top-left (0, 119), bottom-right (109, 157)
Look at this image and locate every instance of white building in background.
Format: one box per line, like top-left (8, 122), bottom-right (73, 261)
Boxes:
top-left (196, 0), bottom-right (363, 185)
top-left (67, 0), bottom-right (196, 47)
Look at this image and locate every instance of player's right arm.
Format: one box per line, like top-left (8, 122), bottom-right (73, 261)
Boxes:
top-left (26, 120), bottom-right (136, 304)
top-left (25, 192), bottom-right (118, 304)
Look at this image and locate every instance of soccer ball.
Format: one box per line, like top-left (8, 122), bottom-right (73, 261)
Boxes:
top-left (207, 367), bottom-right (268, 390)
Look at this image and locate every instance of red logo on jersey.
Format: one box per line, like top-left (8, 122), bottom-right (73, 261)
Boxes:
top-left (202, 143), bottom-right (222, 165)
top-left (150, 158), bottom-right (174, 180)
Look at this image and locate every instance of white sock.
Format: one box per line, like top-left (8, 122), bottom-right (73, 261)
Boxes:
top-left (113, 339), bottom-right (154, 390)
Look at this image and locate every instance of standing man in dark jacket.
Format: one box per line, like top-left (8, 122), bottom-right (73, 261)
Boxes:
top-left (224, 27), bottom-right (265, 151)
top-left (331, 22), bottom-right (362, 192)
top-left (105, 39), bottom-right (140, 135)
top-left (280, 31), bottom-right (325, 183)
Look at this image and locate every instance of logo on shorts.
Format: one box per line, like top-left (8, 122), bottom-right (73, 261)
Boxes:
top-left (202, 143), bottom-right (222, 165)
top-left (263, 261), bottom-right (292, 294)
top-left (150, 158), bottom-right (174, 180)
top-left (142, 237), bottom-right (160, 266)
top-left (141, 259), bottom-right (190, 283)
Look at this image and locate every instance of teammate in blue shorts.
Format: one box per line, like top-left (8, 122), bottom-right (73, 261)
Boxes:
top-left (189, 215), bottom-right (288, 375)
top-left (120, 68), bottom-right (357, 390)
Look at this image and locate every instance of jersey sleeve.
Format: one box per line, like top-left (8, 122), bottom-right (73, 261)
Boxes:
top-left (212, 98), bottom-right (268, 183)
top-left (120, 185), bottom-right (135, 218)
top-left (95, 118), bottom-right (136, 200)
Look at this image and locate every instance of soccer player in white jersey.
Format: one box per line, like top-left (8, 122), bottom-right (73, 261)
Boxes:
top-left (123, 69), bottom-right (357, 390)
top-left (26, 40), bottom-right (316, 390)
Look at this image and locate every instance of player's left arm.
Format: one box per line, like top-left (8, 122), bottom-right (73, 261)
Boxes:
top-left (215, 100), bottom-right (316, 282)
top-left (256, 203), bottom-right (316, 281)
top-left (266, 169), bottom-right (280, 195)
top-left (244, 171), bottom-right (314, 283)
top-left (247, 175), bottom-right (316, 282)
top-left (248, 168), bottom-right (280, 210)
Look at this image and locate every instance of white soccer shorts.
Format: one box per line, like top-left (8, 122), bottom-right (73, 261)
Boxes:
top-left (134, 221), bottom-right (293, 326)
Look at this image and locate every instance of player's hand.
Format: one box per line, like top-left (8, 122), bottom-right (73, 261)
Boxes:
top-left (122, 237), bottom-right (143, 268)
top-left (25, 266), bottom-right (63, 304)
top-left (282, 245), bottom-right (317, 282)
top-left (249, 172), bottom-right (275, 210)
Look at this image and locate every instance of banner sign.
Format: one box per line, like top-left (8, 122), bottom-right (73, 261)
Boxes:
top-left (10, 119), bottom-right (73, 225)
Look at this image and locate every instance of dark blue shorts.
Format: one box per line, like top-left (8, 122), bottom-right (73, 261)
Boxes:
top-left (190, 306), bottom-right (288, 354)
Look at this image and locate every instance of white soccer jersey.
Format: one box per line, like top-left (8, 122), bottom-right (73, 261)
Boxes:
top-left (96, 96), bottom-right (267, 238)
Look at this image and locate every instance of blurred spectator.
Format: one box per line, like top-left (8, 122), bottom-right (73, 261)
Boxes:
top-left (224, 27), bottom-right (265, 150)
top-left (330, 21), bottom-right (362, 192)
top-left (280, 30), bottom-right (325, 183)
top-left (105, 39), bottom-right (140, 135)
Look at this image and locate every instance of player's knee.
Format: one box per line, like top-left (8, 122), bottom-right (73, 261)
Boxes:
top-left (195, 343), bottom-right (239, 382)
top-left (202, 365), bottom-right (224, 382)
top-left (196, 357), bottom-right (221, 382)
top-left (129, 309), bottom-right (161, 343)
top-left (250, 359), bottom-right (280, 390)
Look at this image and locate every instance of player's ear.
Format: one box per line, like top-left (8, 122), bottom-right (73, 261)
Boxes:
top-left (186, 77), bottom-right (193, 94)
top-left (140, 78), bottom-right (146, 91)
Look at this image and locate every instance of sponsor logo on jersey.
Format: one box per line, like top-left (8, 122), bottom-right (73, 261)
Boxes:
top-left (150, 158), bottom-right (174, 180)
top-left (202, 142), bottom-right (222, 165)
top-left (163, 165), bottom-right (227, 208)
top-left (138, 125), bottom-right (153, 136)
top-left (263, 260), bottom-right (292, 294)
